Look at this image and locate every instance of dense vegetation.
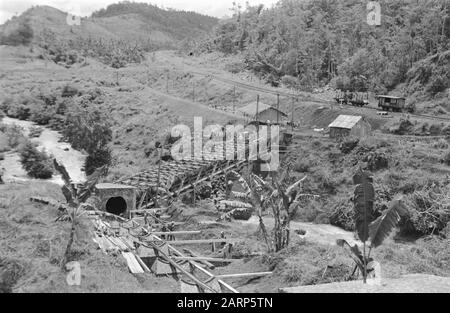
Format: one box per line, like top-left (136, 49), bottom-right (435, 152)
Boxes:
top-left (63, 107), bottom-right (112, 175)
top-left (1, 84), bottom-right (112, 176)
top-left (0, 2), bottom-right (218, 68)
top-left (208, 0), bottom-right (450, 95)
top-left (0, 18), bottom-right (33, 46)
top-left (19, 140), bottom-right (53, 179)
top-left (91, 1), bottom-right (218, 40)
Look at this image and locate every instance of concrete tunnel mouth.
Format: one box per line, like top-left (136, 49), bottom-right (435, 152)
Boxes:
top-left (105, 197), bottom-right (127, 216)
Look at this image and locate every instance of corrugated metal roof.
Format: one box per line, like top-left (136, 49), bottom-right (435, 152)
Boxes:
top-left (238, 102), bottom-right (287, 117)
top-left (377, 95), bottom-right (405, 100)
top-left (328, 115), bottom-right (362, 129)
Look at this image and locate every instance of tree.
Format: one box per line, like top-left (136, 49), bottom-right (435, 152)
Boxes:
top-left (18, 140), bottom-right (53, 179)
top-left (54, 160), bottom-right (107, 268)
top-left (63, 108), bottom-right (112, 175)
top-left (230, 167), bottom-right (313, 252)
top-left (0, 18), bottom-right (33, 46)
top-left (209, 0), bottom-right (450, 93)
top-left (337, 169), bottom-right (407, 283)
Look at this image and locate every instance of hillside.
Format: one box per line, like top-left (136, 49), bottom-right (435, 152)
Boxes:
top-left (0, 3), bottom-right (218, 49)
top-left (205, 0), bottom-right (450, 103)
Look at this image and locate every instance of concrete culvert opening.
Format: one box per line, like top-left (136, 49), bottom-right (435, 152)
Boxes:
top-left (105, 197), bottom-right (127, 216)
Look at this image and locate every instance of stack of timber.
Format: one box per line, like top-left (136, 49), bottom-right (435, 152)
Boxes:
top-left (90, 215), bottom-right (272, 293)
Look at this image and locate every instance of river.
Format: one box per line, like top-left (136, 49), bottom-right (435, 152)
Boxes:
top-left (0, 117), bottom-right (86, 185)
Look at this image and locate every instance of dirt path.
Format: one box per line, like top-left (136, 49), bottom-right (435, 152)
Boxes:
top-left (0, 117), bottom-right (86, 184)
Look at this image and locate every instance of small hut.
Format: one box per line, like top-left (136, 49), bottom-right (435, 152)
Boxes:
top-left (328, 115), bottom-right (371, 139)
top-left (238, 102), bottom-right (287, 124)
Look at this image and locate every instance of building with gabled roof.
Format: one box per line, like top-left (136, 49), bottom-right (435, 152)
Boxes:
top-left (238, 101), bottom-right (287, 124)
top-left (328, 115), bottom-right (371, 138)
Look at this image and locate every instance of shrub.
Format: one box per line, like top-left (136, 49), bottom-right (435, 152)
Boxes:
top-left (433, 138), bottom-right (449, 149)
top-left (316, 168), bottom-right (337, 194)
top-left (444, 150), bottom-right (450, 166)
top-left (403, 185), bottom-right (450, 235)
top-left (84, 148), bottom-right (111, 176)
top-left (329, 197), bottom-right (354, 231)
top-left (293, 158), bottom-right (312, 173)
top-left (61, 84), bottom-right (79, 98)
top-left (28, 126), bottom-right (43, 138)
top-left (0, 124), bottom-right (26, 149)
top-left (0, 19), bottom-right (33, 46)
top-left (426, 76), bottom-right (448, 95)
top-left (281, 75), bottom-right (299, 89)
top-left (225, 62), bottom-right (245, 74)
top-left (29, 102), bottom-right (54, 125)
top-left (339, 137), bottom-right (359, 154)
top-left (18, 141), bottom-right (53, 179)
top-left (0, 132), bottom-right (9, 152)
top-left (7, 104), bottom-right (30, 120)
top-left (364, 151), bottom-right (389, 171)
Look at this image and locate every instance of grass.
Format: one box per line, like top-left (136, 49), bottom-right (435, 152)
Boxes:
top-left (0, 182), bottom-right (177, 293)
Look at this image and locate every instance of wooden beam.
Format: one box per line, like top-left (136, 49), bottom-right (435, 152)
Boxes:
top-left (183, 248), bottom-right (215, 269)
top-left (129, 208), bottom-right (164, 214)
top-left (147, 239), bottom-right (233, 245)
top-left (148, 231), bottom-right (201, 236)
top-left (153, 236), bottom-right (239, 293)
top-left (172, 256), bottom-right (236, 262)
top-left (144, 238), bottom-right (216, 293)
top-left (216, 272), bottom-right (272, 278)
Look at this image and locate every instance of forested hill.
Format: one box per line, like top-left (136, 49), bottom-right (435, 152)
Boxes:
top-left (208, 0), bottom-right (450, 98)
top-left (0, 3), bottom-right (218, 49)
top-left (91, 2), bottom-right (218, 41)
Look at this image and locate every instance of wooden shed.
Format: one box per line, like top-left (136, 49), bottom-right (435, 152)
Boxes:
top-left (328, 115), bottom-right (371, 139)
top-left (238, 102), bottom-right (287, 124)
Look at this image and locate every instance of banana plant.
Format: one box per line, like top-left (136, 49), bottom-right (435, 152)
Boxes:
top-left (337, 169), bottom-right (407, 283)
top-left (229, 166), bottom-right (311, 252)
top-left (54, 159), bottom-right (107, 268)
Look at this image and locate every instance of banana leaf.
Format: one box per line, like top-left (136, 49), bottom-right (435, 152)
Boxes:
top-left (369, 198), bottom-right (408, 248)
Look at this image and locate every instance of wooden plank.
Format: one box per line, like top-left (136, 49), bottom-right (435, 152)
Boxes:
top-left (122, 252), bottom-right (144, 274)
top-left (145, 238), bottom-right (216, 292)
top-left (183, 248), bottom-right (215, 269)
top-left (148, 231), bottom-right (201, 236)
top-left (134, 254), bottom-right (151, 272)
top-left (216, 272), bottom-right (272, 278)
top-left (111, 237), bottom-right (129, 251)
top-left (147, 239), bottom-right (233, 245)
top-left (180, 280), bottom-right (200, 293)
top-left (172, 257), bottom-right (235, 263)
top-left (159, 237), bottom-right (239, 293)
top-left (152, 243), bottom-right (176, 275)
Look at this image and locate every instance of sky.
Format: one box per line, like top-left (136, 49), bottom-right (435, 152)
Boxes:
top-left (0, 0), bottom-right (279, 23)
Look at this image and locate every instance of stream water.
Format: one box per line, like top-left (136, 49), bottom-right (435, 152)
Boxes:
top-left (0, 117), bottom-right (86, 185)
